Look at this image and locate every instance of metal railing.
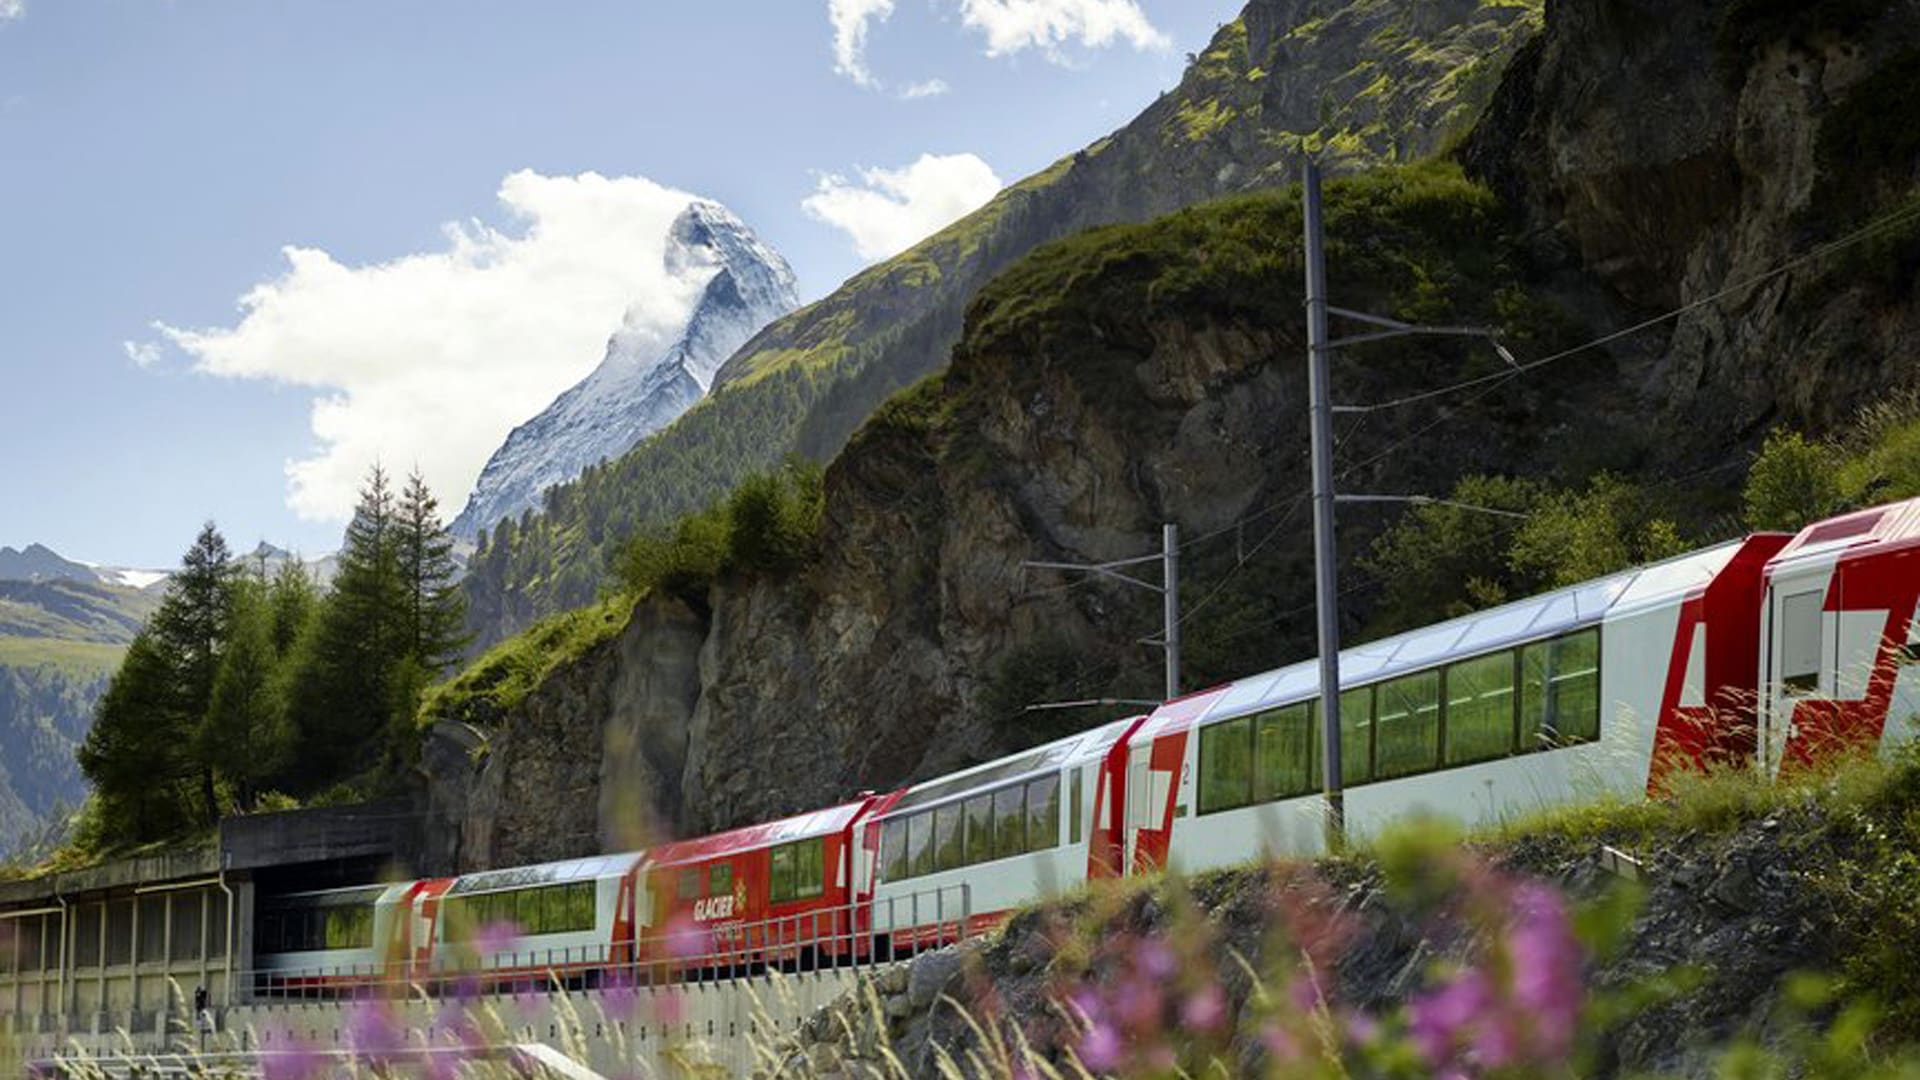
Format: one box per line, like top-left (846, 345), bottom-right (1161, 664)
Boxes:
top-left (231, 886), bottom-right (975, 1005)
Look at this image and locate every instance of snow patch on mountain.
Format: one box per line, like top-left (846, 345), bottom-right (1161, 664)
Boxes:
top-left (450, 201), bottom-right (798, 539)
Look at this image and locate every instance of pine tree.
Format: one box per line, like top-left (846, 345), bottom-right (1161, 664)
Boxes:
top-left (145, 522), bottom-right (238, 825)
top-left (266, 558), bottom-right (320, 656)
top-left (283, 465), bottom-right (408, 789)
top-left (395, 470), bottom-right (470, 672)
top-left (76, 632), bottom-right (197, 843)
top-left (199, 576), bottom-right (284, 812)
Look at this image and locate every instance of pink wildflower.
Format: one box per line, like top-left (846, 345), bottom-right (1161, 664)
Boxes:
top-left (1079, 1020), bottom-right (1125, 1073)
top-left (1180, 983), bottom-right (1228, 1033)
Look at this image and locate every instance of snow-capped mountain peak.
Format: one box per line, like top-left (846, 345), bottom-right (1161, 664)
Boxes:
top-left (450, 201), bottom-right (798, 539)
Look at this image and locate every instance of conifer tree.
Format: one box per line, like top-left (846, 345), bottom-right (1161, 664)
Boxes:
top-left (144, 522), bottom-right (238, 824)
top-left (76, 631), bottom-right (197, 843)
top-left (395, 469), bottom-right (470, 672)
top-left (284, 466), bottom-right (407, 787)
top-left (199, 576), bottom-right (283, 812)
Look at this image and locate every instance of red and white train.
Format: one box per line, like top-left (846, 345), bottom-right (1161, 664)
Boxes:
top-left (255, 498), bottom-right (1920, 989)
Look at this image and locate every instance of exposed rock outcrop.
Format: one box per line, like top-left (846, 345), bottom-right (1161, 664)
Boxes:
top-left (425, 0), bottom-right (1920, 863)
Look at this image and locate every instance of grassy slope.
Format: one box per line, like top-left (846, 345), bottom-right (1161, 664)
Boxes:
top-left (458, 0), bottom-right (1545, 649)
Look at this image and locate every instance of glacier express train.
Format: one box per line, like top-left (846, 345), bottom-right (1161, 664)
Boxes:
top-left (254, 498), bottom-right (1920, 989)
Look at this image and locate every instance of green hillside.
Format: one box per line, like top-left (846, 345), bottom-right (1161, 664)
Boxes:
top-left (460, 0), bottom-right (1544, 648)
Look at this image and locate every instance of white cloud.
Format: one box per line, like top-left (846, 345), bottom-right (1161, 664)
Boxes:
top-left (803, 152), bottom-right (1003, 262)
top-left (901, 78), bottom-right (951, 99)
top-left (830, 0), bottom-right (895, 87)
top-left (0, 0), bottom-right (23, 22)
top-left (122, 340), bottom-right (163, 369)
top-left (159, 170), bottom-right (711, 523)
top-left (956, 0), bottom-right (1167, 58)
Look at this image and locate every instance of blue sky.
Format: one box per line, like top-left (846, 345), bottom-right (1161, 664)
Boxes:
top-left (0, 0), bottom-right (1239, 567)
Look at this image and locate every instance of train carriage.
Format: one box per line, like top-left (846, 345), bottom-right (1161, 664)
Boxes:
top-left (869, 715), bottom-right (1146, 950)
top-left (1131, 531), bottom-right (1791, 871)
top-left (255, 882), bottom-right (421, 994)
top-left (1759, 498), bottom-right (1920, 771)
top-left (638, 796), bottom-right (894, 973)
top-left (430, 853), bottom-right (644, 987)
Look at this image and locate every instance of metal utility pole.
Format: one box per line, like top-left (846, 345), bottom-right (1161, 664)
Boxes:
top-left (1024, 523), bottom-right (1183, 701)
top-left (1162, 523), bottom-right (1181, 701)
top-left (1302, 159), bottom-right (1345, 852)
top-left (1300, 160), bottom-right (1515, 854)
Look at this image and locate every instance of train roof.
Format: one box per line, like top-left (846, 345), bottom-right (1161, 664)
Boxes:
top-left (878, 714), bottom-right (1143, 818)
top-left (262, 882), bottom-right (416, 908)
top-left (1140, 537), bottom-right (1753, 738)
top-left (643, 799), bottom-right (872, 868)
top-left (445, 852), bottom-right (644, 896)
top-left (1768, 498), bottom-right (1920, 571)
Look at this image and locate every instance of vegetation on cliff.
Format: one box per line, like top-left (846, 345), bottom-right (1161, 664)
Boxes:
top-left (458, 0), bottom-right (1546, 650)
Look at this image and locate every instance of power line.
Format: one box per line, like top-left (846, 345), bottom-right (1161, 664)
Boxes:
top-left (1335, 196), bottom-right (1920, 416)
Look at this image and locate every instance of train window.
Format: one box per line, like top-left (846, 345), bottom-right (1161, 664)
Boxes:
top-left (1026, 775), bottom-right (1061, 851)
top-left (1780, 590), bottom-right (1824, 693)
top-left (934, 804), bottom-right (964, 872)
top-left (1523, 630), bottom-right (1601, 747)
top-left (1070, 767), bottom-right (1085, 844)
top-left (965, 794), bottom-right (994, 866)
top-left (711, 863), bottom-right (733, 897)
top-left (1254, 703), bottom-right (1315, 802)
top-left (1199, 715), bottom-right (1254, 814)
top-left (678, 868), bottom-right (701, 901)
top-left (517, 888), bottom-right (541, 933)
top-left (769, 846), bottom-right (795, 902)
top-left (538, 887), bottom-right (566, 934)
top-left (770, 838), bottom-right (825, 902)
top-left (1375, 671), bottom-right (1441, 779)
top-left (324, 905), bottom-right (371, 950)
top-left (881, 818), bottom-right (910, 881)
top-left (1338, 687), bottom-right (1376, 785)
top-left (994, 784), bottom-right (1027, 859)
top-left (1445, 652), bottom-right (1518, 766)
top-left (568, 883), bottom-right (597, 932)
top-left (793, 838), bottom-right (825, 900)
top-left (908, 812), bottom-right (936, 878)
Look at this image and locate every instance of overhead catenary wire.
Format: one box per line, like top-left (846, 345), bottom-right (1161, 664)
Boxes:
top-left (1018, 196), bottom-right (1920, 660)
top-left (1335, 196), bottom-right (1920, 416)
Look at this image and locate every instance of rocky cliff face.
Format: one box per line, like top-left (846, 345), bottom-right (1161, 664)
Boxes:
top-left (451, 202), bottom-right (798, 541)
top-left (423, 0), bottom-right (1920, 866)
top-left (1462, 0), bottom-right (1920, 448)
top-left (458, 0), bottom-right (1544, 650)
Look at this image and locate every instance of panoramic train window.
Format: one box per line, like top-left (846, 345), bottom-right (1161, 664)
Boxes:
top-left (994, 784), bottom-right (1027, 859)
top-left (934, 803), bottom-right (964, 872)
top-left (964, 794), bottom-right (993, 866)
top-left (1199, 715), bottom-right (1254, 814)
top-left (769, 838), bottom-right (824, 903)
top-left (908, 811), bottom-right (935, 877)
top-left (1027, 775), bottom-right (1061, 850)
top-left (881, 775), bottom-right (1067, 882)
top-left (1339, 687), bottom-right (1375, 785)
top-left (1255, 703), bottom-right (1315, 802)
top-left (881, 818), bottom-right (909, 882)
top-left (442, 882), bottom-right (596, 940)
top-left (710, 863), bottom-right (732, 897)
top-left (1779, 590), bottom-right (1824, 693)
top-left (1523, 629), bottom-right (1601, 747)
top-left (1193, 628), bottom-right (1607, 815)
top-left (678, 868), bottom-right (701, 901)
top-left (1445, 652), bottom-right (1518, 766)
top-left (325, 904), bottom-right (373, 950)
top-left (1375, 671), bottom-right (1441, 779)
